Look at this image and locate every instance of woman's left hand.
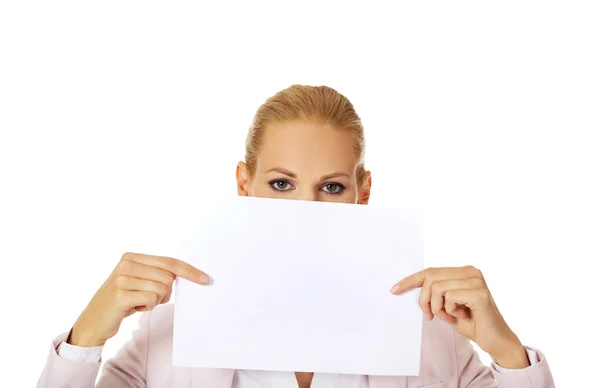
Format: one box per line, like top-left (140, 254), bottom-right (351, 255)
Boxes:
top-left (390, 266), bottom-right (530, 369)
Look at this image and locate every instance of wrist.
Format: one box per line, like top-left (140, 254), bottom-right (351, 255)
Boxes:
top-left (490, 340), bottom-right (529, 369)
top-left (67, 324), bottom-right (106, 347)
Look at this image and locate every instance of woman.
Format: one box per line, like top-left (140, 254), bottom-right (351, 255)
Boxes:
top-left (38, 85), bottom-right (554, 388)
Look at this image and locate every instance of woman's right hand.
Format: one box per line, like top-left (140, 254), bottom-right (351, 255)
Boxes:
top-left (67, 252), bottom-right (209, 347)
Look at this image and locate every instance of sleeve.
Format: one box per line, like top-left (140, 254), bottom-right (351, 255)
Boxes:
top-left (37, 311), bottom-right (152, 388)
top-left (489, 347), bottom-right (556, 388)
top-left (491, 347), bottom-right (538, 373)
top-left (454, 331), bottom-right (556, 388)
top-left (36, 331), bottom-right (103, 388)
top-left (57, 341), bottom-right (104, 364)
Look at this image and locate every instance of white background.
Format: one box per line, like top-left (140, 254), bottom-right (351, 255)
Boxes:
top-left (1, 1), bottom-right (599, 387)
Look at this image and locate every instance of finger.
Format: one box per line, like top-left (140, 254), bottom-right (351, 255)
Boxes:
top-left (115, 276), bottom-right (170, 301)
top-left (445, 288), bottom-right (491, 312)
top-left (122, 252), bottom-right (209, 285)
top-left (434, 308), bottom-right (457, 325)
top-left (160, 284), bottom-right (173, 304)
top-left (430, 278), bottom-right (486, 314)
top-left (445, 299), bottom-right (469, 319)
top-left (390, 266), bottom-right (481, 295)
top-left (412, 272), bottom-right (482, 322)
top-left (418, 283), bottom-right (434, 320)
top-left (390, 269), bottom-right (428, 294)
top-left (115, 290), bottom-right (159, 312)
top-left (117, 260), bottom-right (176, 286)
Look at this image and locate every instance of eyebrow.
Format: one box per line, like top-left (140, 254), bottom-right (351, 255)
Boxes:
top-left (265, 167), bottom-right (350, 181)
top-left (265, 167), bottom-right (297, 178)
top-left (320, 171), bottom-right (351, 181)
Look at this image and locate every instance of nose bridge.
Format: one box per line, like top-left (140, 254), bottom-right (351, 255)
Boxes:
top-left (297, 185), bottom-right (318, 202)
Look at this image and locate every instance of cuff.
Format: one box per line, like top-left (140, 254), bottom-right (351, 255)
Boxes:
top-left (490, 347), bottom-right (555, 388)
top-left (37, 332), bottom-right (102, 386)
top-left (57, 341), bottom-right (104, 364)
top-left (492, 346), bottom-right (538, 373)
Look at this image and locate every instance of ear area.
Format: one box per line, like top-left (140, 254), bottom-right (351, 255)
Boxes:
top-left (358, 170), bottom-right (372, 205)
top-left (236, 161), bottom-right (250, 196)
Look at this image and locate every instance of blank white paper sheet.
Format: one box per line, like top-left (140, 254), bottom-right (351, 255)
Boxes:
top-left (172, 197), bottom-right (424, 376)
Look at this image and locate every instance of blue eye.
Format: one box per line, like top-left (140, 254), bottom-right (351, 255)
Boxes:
top-left (321, 183), bottom-right (345, 194)
top-left (269, 180), bottom-right (293, 191)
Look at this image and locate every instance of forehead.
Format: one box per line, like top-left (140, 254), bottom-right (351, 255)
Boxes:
top-left (256, 121), bottom-right (357, 175)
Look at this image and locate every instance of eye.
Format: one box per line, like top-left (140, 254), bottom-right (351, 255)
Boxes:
top-left (269, 179), bottom-right (294, 192)
top-left (321, 182), bottom-right (345, 194)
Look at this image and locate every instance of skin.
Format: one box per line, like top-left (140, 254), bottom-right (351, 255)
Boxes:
top-left (235, 121), bottom-right (371, 204)
top-left (70, 120), bottom-right (528, 388)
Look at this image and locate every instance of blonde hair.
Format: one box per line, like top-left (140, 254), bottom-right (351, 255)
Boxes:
top-left (245, 84), bottom-right (366, 183)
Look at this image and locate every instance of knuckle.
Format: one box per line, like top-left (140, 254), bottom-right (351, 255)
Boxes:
top-left (465, 265), bottom-right (483, 278)
top-left (431, 282), bottom-right (442, 294)
top-left (116, 260), bottom-right (132, 275)
top-left (163, 256), bottom-right (177, 269)
top-left (167, 271), bottom-right (176, 283)
top-left (164, 257), bottom-right (183, 277)
top-left (443, 295), bottom-right (453, 305)
top-left (121, 252), bottom-right (135, 261)
top-left (159, 283), bottom-right (170, 297)
top-left (114, 275), bottom-right (128, 288)
top-left (113, 289), bottom-right (129, 305)
top-left (476, 288), bottom-right (490, 303)
top-left (158, 268), bottom-right (176, 283)
top-left (474, 278), bottom-right (486, 288)
top-left (147, 293), bottom-right (159, 307)
top-left (422, 279), bottom-right (433, 292)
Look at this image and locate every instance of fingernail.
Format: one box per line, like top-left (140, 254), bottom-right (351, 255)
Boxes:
top-left (390, 284), bottom-right (401, 294)
top-left (199, 274), bottom-right (210, 285)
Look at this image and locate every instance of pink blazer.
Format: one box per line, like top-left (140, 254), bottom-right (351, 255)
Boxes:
top-left (37, 304), bottom-right (554, 388)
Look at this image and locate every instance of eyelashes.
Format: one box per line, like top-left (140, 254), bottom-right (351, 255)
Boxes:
top-left (268, 179), bottom-right (346, 195)
top-left (269, 179), bottom-right (294, 192)
top-left (321, 182), bottom-right (345, 194)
